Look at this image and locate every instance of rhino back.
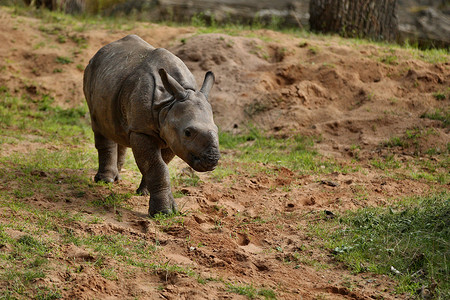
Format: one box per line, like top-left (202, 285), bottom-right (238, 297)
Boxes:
top-left (84, 35), bottom-right (197, 146)
top-left (84, 35), bottom-right (155, 145)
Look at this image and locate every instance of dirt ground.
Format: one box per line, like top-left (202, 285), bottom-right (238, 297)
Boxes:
top-left (0, 7), bottom-right (449, 300)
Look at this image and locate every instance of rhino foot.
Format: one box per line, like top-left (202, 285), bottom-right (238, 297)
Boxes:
top-left (148, 192), bottom-right (178, 217)
top-left (136, 181), bottom-right (150, 196)
top-left (94, 172), bottom-right (120, 183)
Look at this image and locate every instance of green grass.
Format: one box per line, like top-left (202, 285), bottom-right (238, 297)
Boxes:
top-left (324, 192), bottom-right (449, 298)
top-left (421, 108), bottom-right (450, 127)
top-left (0, 88), bottom-right (91, 145)
top-left (90, 190), bottom-right (133, 210)
top-left (219, 128), bottom-right (352, 174)
top-left (226, 282), bottom-right (276, 299)
top-left (55, 56), bottom-right (73, 64)
top-left (0, 228), bottom-right (57, 298)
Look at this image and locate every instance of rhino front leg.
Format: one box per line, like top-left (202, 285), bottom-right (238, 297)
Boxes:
top-left (94, 132), bottom-right (119, 183)
top-left (136, 147), bottom-right (174, 196)
top-left (130, 132), bottom-right (177, 216)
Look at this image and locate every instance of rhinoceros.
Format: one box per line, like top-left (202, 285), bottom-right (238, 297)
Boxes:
top-left (83, 35), bottom-right (220, 216)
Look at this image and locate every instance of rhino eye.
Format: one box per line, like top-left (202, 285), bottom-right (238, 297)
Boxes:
top-left (184, 129), bottom-right (191, 137)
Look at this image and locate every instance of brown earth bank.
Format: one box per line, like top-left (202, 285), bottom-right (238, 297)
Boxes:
top-left (0, 7), bottom-right (449, 300)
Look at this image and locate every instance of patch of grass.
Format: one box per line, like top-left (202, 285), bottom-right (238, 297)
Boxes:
top-left (172, 170), bottom-right (201, 187)
top-left (0, 89), bottom-right (90, 145)
top-left (226, 283), bottom-right (257, 298)
top-left (91, 191), bottom-right (133, 210)
top-left (219, 128), bottom-right (346, 174)
top-left (210, 165), bottom-right (236, 182)
top-left (34, 286), bottom-right (62, 300)
top-left (55, 56), bottom-right (72, 64)
top-left (226, 282), bottom-right (276, 299)
top-left (152, 212), bottom-right (186, 231)
top-left (380, 54), bottom-right (398, 65)
top-left (383, 127), bottom-right (437, 154)
top-left (370, 154), bottom-right (401, 170)
top-left (0, 230), bottom-right (52, 298)
top-left (325, 192), bottom-right (449, 298)
top-left (421, 108), bottom-right (449, 127)
top-left (432, 92), bottom-right (446, 101)
top-left (308, 45), bottom-right (320, 55)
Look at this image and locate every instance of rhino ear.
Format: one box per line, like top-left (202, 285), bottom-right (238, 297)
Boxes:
top-left (159, 68), bottom-right (187, 100)
top-left (200, 71), bottom-right (215, 100)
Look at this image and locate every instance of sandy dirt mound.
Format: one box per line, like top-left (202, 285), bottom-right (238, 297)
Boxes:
top-left (170, 32), bottom-right (449, 156)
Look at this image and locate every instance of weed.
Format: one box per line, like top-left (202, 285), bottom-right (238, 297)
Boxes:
top-left (308, 45), bottom-right (320, 54)
top-left (432, 91), bottom-right (446, 101)
top-left (91, 191), bottom-right (132, 210)
top-left (55, 56), bottom-right (72, 64)
top-left (100, 267), bottom-right (118, 280)
top-left (76, 64), bottom-right (84, 71)
top-left (325, 193), bottom-right (449, 298)
top-left (380, 55), bottom-right (398, 65)
top-left (225, 282), bottom-right (276, 299)
top-left (421, 108), bottom-right (449, 127)
top-left (210, 165), bottom-right (235, 182)
top-left (152, 212), bottom-right (186, 231)
top-left (34, 286), bottom-right (62, 300)
top-left (57, 35), bottom-right (66, 43)
top-left (172, 170), bottom-right (201, 187)
top-left (226, 283), bottom-right (257, 298)
top-left (370, 154), bottom-right (401, 170)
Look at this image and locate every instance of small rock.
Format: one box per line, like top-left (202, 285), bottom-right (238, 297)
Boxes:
top-left (321, 180), bottom-right (339, 187)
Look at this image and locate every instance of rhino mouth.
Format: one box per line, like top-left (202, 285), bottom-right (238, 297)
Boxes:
top-left (190, 149), bottom-right (220, 172)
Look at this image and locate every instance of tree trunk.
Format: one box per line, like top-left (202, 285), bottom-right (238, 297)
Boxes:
top-left (309, 0), bottom-right (399, 42)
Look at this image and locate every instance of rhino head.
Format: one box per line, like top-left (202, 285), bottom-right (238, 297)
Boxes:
top-left (158, 69), bottom-right (220, 172)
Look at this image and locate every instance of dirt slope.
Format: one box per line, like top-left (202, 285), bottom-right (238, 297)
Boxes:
top-left (0, 7), bottom-right (449, 300)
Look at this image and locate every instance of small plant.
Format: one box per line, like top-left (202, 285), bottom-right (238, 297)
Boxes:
top-left (76, 64), bottom-right (84, 71)
top-left (55, 56), bottom-right (72, 64)
top-left (432, 91), bottom-right (446, 100)
top-left (380, 54), bottom-right (398, 65)
top-left (308, 45), bottom-right (319, 55)
top-left (57, 35), bottom-right (66, 43)
top-left (152, 212), bottom-right (185, 231)
top-left (91, 192), bottom-right (132, 210)
top-left (420, 108), bottom-right (449, 127)
top-left (226, 283), bottom-right (276, 299)
top-left (172, 170), bottom-right (201, 187)
top-left (226, 283), bottom-right (257, 298)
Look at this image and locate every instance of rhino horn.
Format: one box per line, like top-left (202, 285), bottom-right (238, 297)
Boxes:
top-left (159, 68), bottom-right (187, 100)
top-left (200, 71), bottom-right (215, 100)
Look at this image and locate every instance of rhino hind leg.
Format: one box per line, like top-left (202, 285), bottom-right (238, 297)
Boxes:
top-left (94, 132), bottom-right (120, 183)
top-left (116, 144), bottom-right (127, 181)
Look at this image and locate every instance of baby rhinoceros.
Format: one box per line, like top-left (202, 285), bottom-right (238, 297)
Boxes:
top-left (83, 35), bottom-right (220, 216)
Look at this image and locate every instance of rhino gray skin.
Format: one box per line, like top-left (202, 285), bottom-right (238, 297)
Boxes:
top-left (83, 34), bottom-right (220, 216)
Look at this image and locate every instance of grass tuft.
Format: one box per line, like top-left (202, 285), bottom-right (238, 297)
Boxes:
top-left (327, 192), bottom-right (449, 298)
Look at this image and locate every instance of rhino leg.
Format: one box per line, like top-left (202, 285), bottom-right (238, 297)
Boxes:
top-left (116, 144), bottom-right (127, 181)
top-left (130, 132), bottom-right (177, 216)
top-left (94, 132), bottom-right (120, 183)
top-left (136, 147), bottom-right (174, 196)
